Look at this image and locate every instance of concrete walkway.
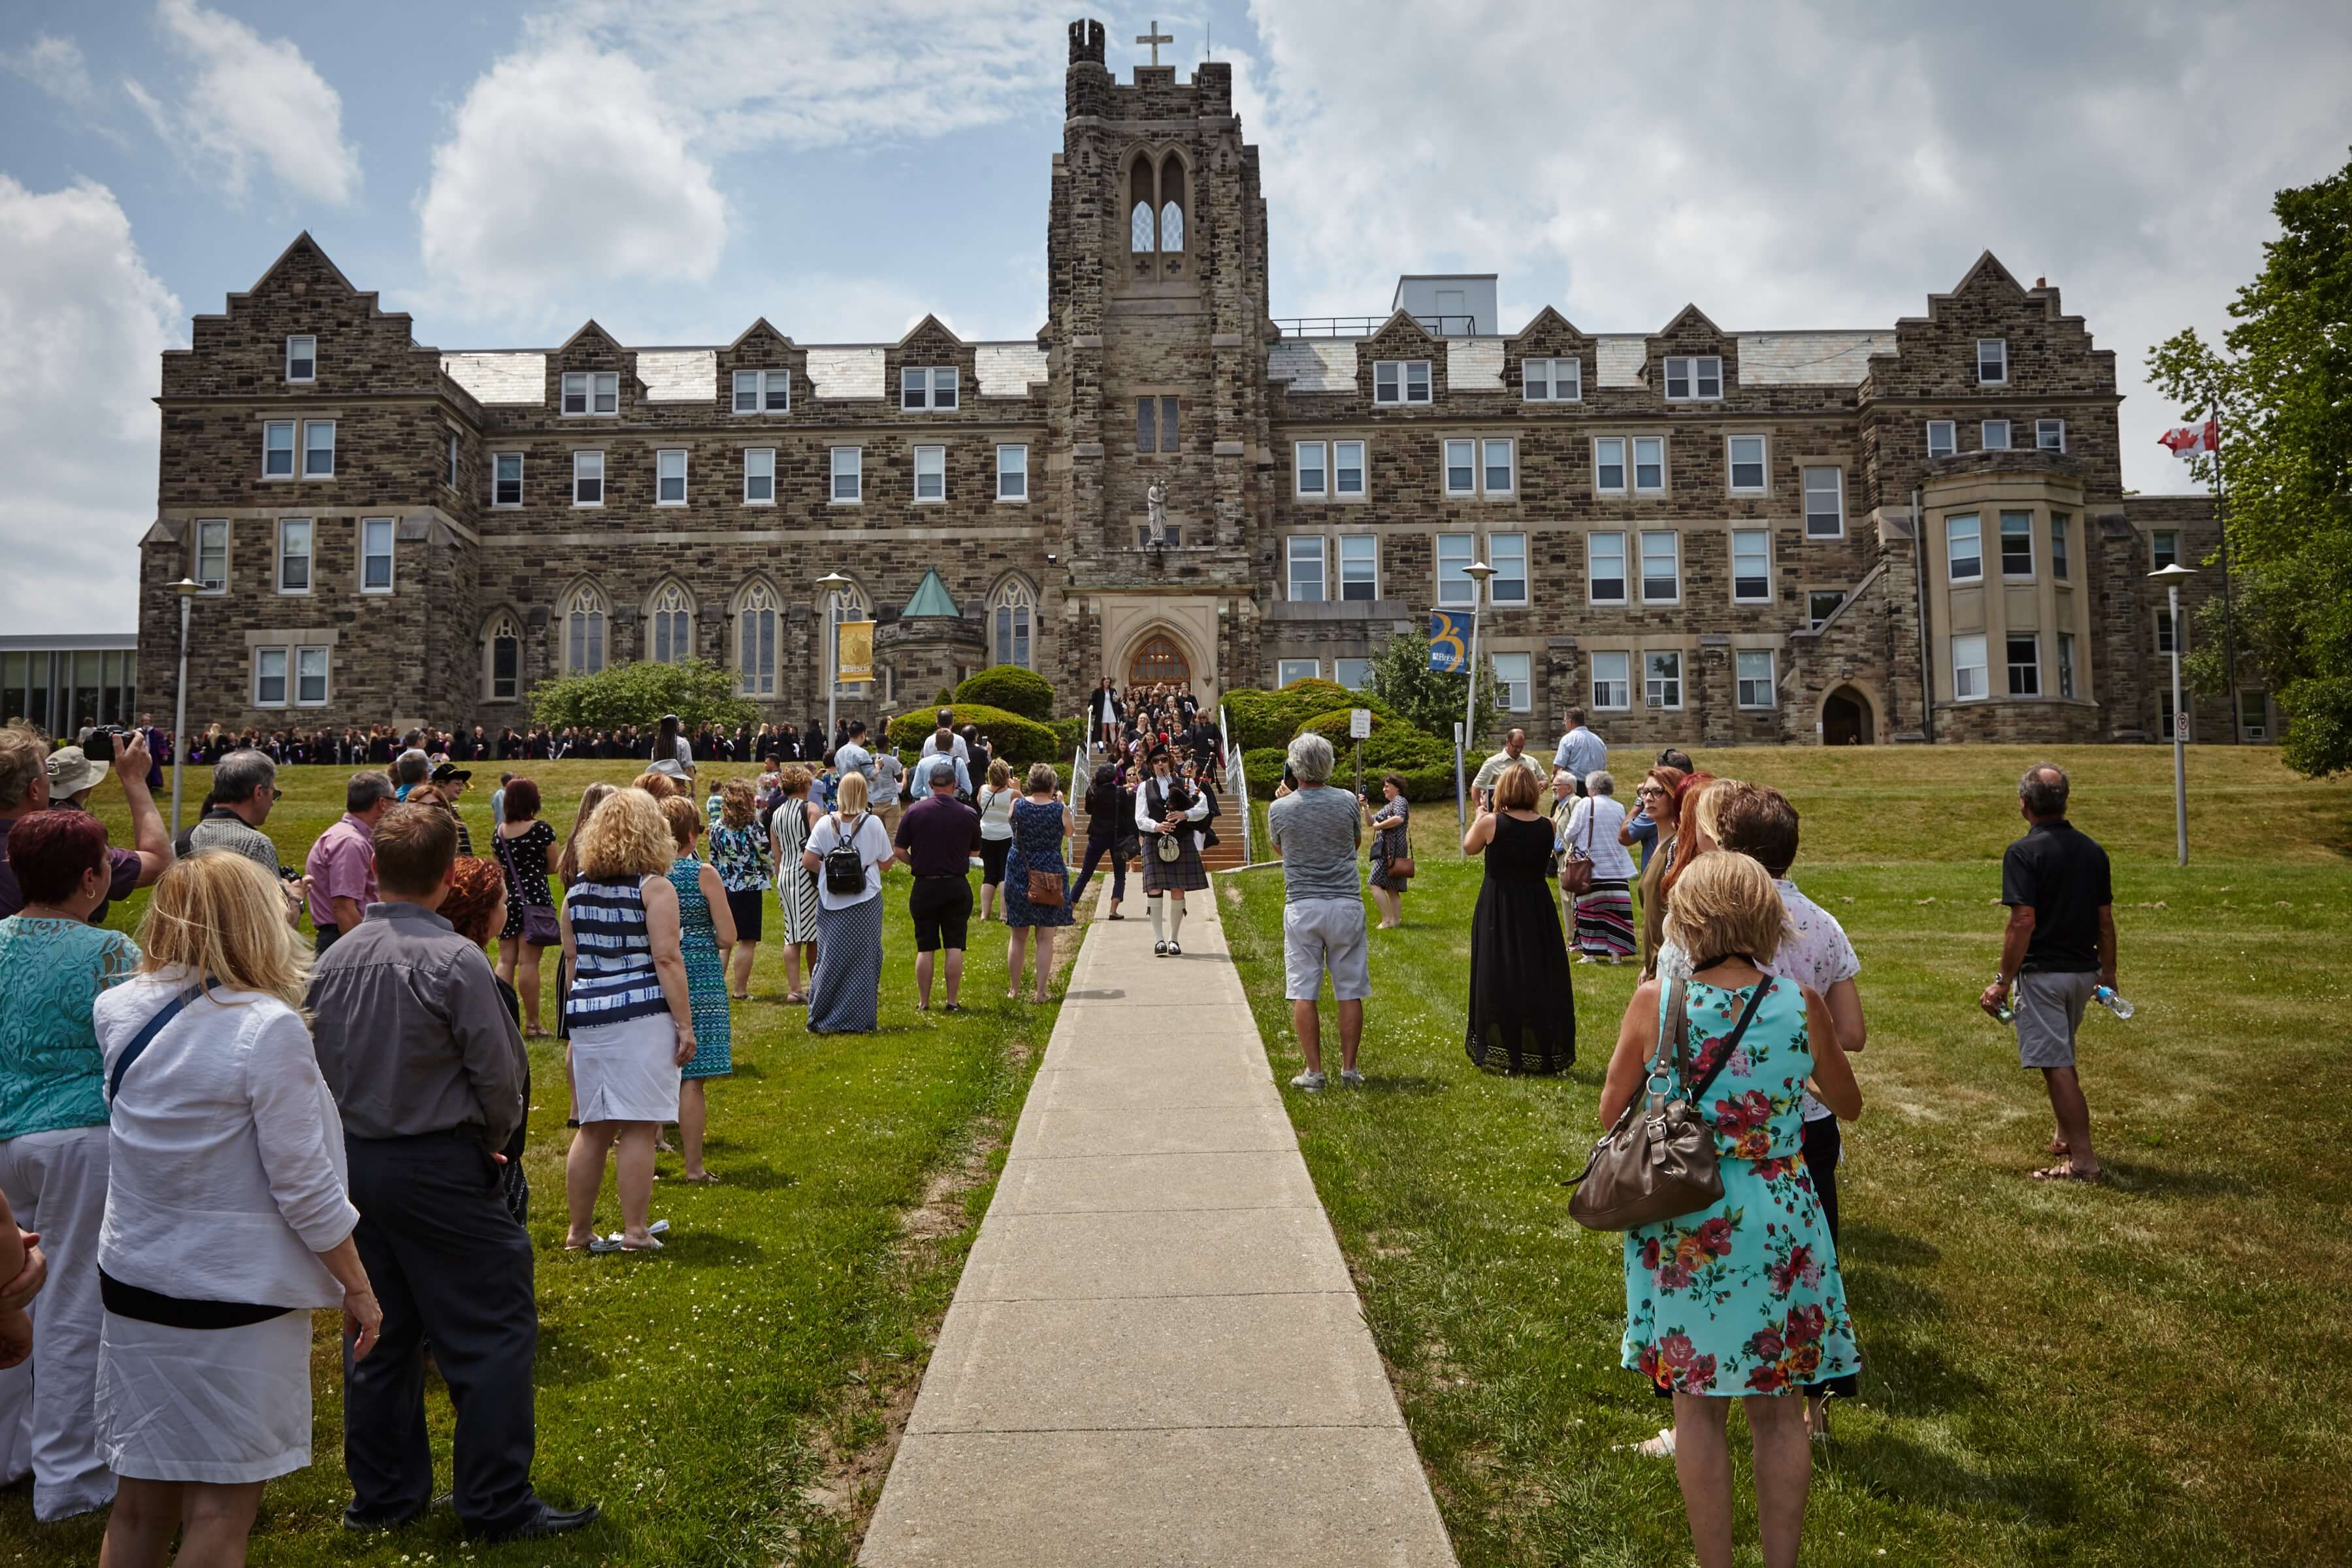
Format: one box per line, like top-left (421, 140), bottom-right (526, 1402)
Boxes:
top-left (860, 889), bottom-right (1456, 1566)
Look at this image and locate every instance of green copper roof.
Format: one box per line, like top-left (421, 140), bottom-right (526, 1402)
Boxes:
top-left (900, 568), bottom-right (961, 619)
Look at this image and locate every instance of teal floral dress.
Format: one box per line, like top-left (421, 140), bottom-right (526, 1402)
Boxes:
top-left (1621, 976), bottom-right (1859, 1396)
top-left (668, 855), bottom-right (731, 1079)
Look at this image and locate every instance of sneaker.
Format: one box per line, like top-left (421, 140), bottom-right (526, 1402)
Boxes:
top-left (1290, 1069), bottom-right (1326, 1092)
top-left (1339, 1068), bottom-right (1364, 1087)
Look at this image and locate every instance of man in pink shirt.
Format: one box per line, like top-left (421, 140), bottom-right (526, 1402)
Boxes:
top-left (306, 773), bottom-right (396, 955)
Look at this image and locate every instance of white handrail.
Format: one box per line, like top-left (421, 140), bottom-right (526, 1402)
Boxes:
top-left (1222, 703), bottom-right (1252, 864)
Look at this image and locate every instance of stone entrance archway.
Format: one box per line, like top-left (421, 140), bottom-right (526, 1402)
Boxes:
top-left (1822, 685), bottom-right (1875, 745)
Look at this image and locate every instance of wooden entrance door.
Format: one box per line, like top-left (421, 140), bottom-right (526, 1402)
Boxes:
top-left (1128, 634), bottom-right (1188, 689)
top-left (1822, 687), bottom-right (1874, 745)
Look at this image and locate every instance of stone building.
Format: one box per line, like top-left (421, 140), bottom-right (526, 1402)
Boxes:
top-left (139, 17), bottom-right (2249, 747)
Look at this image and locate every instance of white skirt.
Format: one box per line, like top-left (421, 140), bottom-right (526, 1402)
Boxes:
top-left (571, 1011), bottom-right (681, 1124)
top-left (95, 1309), bottom-right (315, 1484)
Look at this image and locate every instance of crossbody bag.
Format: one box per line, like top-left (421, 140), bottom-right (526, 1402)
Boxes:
top-left (1560, 800), bottom-right (1598, 897)
top-left (493, 827), bottom-right (561, 945)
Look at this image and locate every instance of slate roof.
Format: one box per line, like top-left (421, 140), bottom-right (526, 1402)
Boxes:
top-left (439, 352), bottom-right (545, 404)
top-left (1266, 339), bottom-right (1357, 393)
top-left (1445, 338), bottom-right (1505, 391)
top-left (805, 347), bottom-right (886, 399)
top-left (1594, 336), bottom-right (1647, 388)
top-left (1734, 331), bottom-right (1896, 385)
top-left (975, 343), bottom-right (1049, 397)
top-left (636, 349), bottom-right (716, 401)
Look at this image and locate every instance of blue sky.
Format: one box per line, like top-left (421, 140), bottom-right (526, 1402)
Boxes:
top-left (5, 0), bottom-right (2350, 633)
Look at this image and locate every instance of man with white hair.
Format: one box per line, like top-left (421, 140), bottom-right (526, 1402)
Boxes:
top-left (1268, 732), bottom-right (1368, 1090)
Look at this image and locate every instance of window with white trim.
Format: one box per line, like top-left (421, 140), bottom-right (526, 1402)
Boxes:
top-left (1926, 419), bottom-right (1956, 459)
top-left (446, 433), bottom-right (459, 489)
top-left (743, 448), bottom-right (775, 504)
top-left (1593, 436), bottom-right (1626, 493)
top-left (2057, 632), bottom-right (2078, 699)
top-left (1634, 435), bottom-right (1665, 493)
top-left (572, 450), bottom-right (604, 506)
top-left (253, 647), bottom-right (288, 706)
top-left (1374, 359), bottom-right (1431, 404)
top-left (276, 518), bottom-right (312, 593)
top-left (1335, 657), bottom-right (1372, 690)
top-left (1639, 530), bottom-right (1679, 603)
top-left (1295, 440), bottom-right (1328, 497)
top-left (1277, 658), bottom-right (1320, 685)
top-left (989, 578), bottom-right (1034, 668)
top-left (1286, 536), bottom-right (1326, 602)
top-left (830, 446), bottom-right (861, 503)
top-left (1952, 633), bottom-right (1988, 700)
top-left (1977, 338), bottom-right (2008, 385)
top-left (1444, 438), bottom-right (1475, 497)
top-left (733, 369), bottom-right (789, 413)
top-left (1487, 532), bottom-right (1527, 606)
top-left (493, 452), bottom-right (522, 506)
top-left (263, 420), bottom-right (295, 478)
top-left (360, 517), bottom-right (394, 593)
top-left (561, 371), bottom-right (618, 415)
top-left (1492, 651), bottom-right (1531, 712)
top-left (1523, 357), bottom-right (1580, 402)
top-left (564, 585), bottom-right (607, 676)
top-left (901, 367), bottom-right (959, 410)
top-left (913, 445), bottom-right (945, 502)
top-left (1591, 650), bottom-right (1630, 710)
top-left (1335, 439), bottom-right (1364, 497)
top-left (736, 583), bottom-right (779, 696)
top-left (1736, 649), bottom-right (1774, 709)
top-left (1981, 419), bottom-right (2012, 450)
top-left (295, 645), bottom-right (329, 706)
top-left (1946, 513), bottom-right (1982, 581)
top-left (303, 420), bottom-right (336, 477)
top-left (1999, 510), bottom-right (2033, 577)
top-left (2036, 417), bottom-right (2065, 451)
top-left (1727, 434), bottom-right (1766, 493)
top-left (1644, 650), bottom-right (1683, 709)
top-left (1731, 529), bottom-right (1771, 603)
top-left (485, 612), bottom-right (520, 700)
top-left (656, 448), bottom-right (687, 506)
top-left (1339, 534), bottom-right (1378, 601)
top-left (2006, 634), bottom-right (2040, 696)
top-left (1588, 532), bottom-right (1627, 604)
top-left (1807, 589), bottom-right (1846, 629)
top-left (195, 520), bottom-right (228, 593)
top-left (996, 444), bottom-right (1027, 500)
top-left (1803, 466), bottom-right (1844, 538)
top-left (1437, 532), bottom-right (1475, 606)
top-left (2151, 529), bottom-right (2179, 570)
top-left (648, 582), bottom-right (692, 664)
top-left (2051, 512), bottom-right (2070, 581)
top-left (1482, 438), bottom-right (1515, 497)
top-left (1663, 355), bottom-right (1723, 400)
top-left (286, 335), bottom-right (315, 382)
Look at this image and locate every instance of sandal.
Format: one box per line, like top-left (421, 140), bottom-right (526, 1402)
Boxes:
top-left (1615, 1426), bottom-right (1676, 1458)
top-left (589, 1235), bottom-right (663, 1254)
top-left (678, 1171), bottom-right (720, 1184)
top-left (2031, 1163), bottom-right (2100, 1183)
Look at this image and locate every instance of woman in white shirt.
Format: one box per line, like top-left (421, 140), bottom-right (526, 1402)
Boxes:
top-left (91, 853), bottom-right (380, 1568)
top-left (1561, 770), bottom-right (1639, 961)
top-left (973, 760), bottom-right (1017, 923)
top-left (800, 771), bottom-right (896, 1035)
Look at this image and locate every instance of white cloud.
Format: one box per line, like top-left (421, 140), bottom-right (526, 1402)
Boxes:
top-left (2, 35), bottom-right (98, 107)
top-left (0, 177), bottom-right (182, 637)
top-left (131, 0), bottom-right (359, 205)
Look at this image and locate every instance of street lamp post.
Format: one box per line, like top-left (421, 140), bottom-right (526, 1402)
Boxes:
top-left (167, 577), bottom-right (201, 837)
top-left (815, 571), bottom-right (851, 749)
top-left (2151, 563), bottom-right (2197, 866)
top-left (1458, 559), bottom-right (1495, 831)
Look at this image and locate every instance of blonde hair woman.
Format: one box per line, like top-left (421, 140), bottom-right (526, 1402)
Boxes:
top-left (798, 770), bottom-right (894, 1034)
top-left (766, 765), bottom-right (821, 1004)
top-left (1002, 762), bottom-right (1074, 1004)
top-left (974, 758), bottom-right (1016, 922)
top-left (560, 790), bottom-right (694, 1254)
top-left (1460, 757), bottom-right (1576, 1073)
top-left (92, 853), bottom-right (380, 1566)
top-left (657, 796), bottom-right (734, 1184)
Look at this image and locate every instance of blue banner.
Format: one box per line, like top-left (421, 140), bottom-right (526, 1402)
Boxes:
top-left (1427, 611), bottom-right (1467, 673)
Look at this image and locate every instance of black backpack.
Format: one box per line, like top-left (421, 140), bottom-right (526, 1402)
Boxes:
top-left (824, 812), bottom-right (870, 895)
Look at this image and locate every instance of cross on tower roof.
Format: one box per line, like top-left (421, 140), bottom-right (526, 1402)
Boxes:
top-left (1136, 19), bottom-right (1173, 65)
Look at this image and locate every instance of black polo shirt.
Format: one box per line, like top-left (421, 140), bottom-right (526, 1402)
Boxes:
top-left (2000, 819), bottom-right (2112, 973)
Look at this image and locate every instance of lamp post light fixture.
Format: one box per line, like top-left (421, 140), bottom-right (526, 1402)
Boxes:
top-left (167, 577), bottom-right (201, 838)
top-left (1446, 560), bottom-right (1497, 832)
top-left (815, 571), bottom-right (852, 746)
top-left (2149, 562), bottom-right (2197, 866)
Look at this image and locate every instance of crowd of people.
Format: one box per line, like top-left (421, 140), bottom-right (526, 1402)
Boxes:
top-left (150, 712), bottom-right (1002, 771)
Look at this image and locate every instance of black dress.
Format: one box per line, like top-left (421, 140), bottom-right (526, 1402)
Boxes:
top-left (1465, 811), bottom-right (1576, 1074)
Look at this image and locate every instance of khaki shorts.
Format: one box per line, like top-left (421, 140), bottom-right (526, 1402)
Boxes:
top-left (2016, 970), bottom-right (2097, 1070)
top-left (1283, 897), bottom-right (1371, 1003)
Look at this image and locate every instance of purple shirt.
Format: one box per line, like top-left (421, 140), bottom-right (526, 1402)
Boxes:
top-left (305, 813), bottom-right (377, 928)
top-left (0, 812), bottom-right (141, 922)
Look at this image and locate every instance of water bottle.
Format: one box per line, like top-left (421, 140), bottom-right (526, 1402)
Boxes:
top-left (2093, 985), bottom-right (2134, 1020)
top-left (1988, 976), bottom-right (2014, 1024)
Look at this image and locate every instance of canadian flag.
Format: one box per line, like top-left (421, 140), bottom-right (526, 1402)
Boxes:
top-left (2158, 418), bottom-right (2220, 458)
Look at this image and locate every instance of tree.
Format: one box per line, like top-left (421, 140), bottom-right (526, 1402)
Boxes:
top-left (2148, 149), bottom-right (2352, 776)
top-left (1367, 629), bottom-right (1501, 751)
top-left (529, 659), bottom-right (757, 735)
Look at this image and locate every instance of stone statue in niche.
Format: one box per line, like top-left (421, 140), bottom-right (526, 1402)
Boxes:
top-left (1145, 480), bottom-right (1168, 546)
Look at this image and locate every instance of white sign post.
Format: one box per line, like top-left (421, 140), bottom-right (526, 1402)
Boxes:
top-left (1348, 708), bottom-right (1371, 740)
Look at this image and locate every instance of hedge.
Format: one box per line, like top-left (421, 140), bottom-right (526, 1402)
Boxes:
top-left (885, 703), bottom-right (1058, 765)
top-left (1049, 716), bottom-right (1088, 753)
top-left (1221, 680), bottom-right (1396, 751)
top-left (953, 666), bottom-right (1054, 721)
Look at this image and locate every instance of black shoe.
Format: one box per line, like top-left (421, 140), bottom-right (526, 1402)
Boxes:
top-left (1154, 940), bottom-right (1168, 956)
top-left (1168, 941), bottom-right (1182, 956)
top-left (470, 1500), bottom-right (601, 1543)
top-left (342, 1501), bottom-right (425, 1532)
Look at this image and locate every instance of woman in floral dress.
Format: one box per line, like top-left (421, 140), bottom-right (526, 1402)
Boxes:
top-left (1599, 851), bottom-right (1861, 1568)
top-left (708, 778), bottom-right (771, 1000)
top-left (659, 797), bottom-right (735, 1184)
top-left (1000, 764), bottom-right (1074, 1004)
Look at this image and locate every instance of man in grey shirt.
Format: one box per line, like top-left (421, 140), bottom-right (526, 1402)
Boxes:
top-left (1269, 732), bottom-right (1368, 1091)
top-left (184, 747), bottom-right (283, 874)
top-left (834, 720), bottom-right (876, 785)
top-left (1553, 708), bottom-right (1607, 796)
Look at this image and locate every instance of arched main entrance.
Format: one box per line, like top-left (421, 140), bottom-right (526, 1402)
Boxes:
top-left (1128, 634), bottom-right (1188, 688)
top-left (1821, 685), bottom-right (1875, 745)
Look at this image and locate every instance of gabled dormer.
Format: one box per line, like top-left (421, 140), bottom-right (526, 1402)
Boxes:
top-left (1863, 252), bottom-right (2114, 403)
top-left (722, 318), bottom-right (802, 414)
top-left (890, 314), bottom-right (972, 414)
top-left (1644, 304), bottom-right (1736, 402)
top-left (1507, 306), bottom-right (1592, 404)
top-left (549, 321), bottom-right (632, 417)
top-left (1359, 311), bottom-right (1445, 406)
top-left (166, 231), bottom-right (433, 400)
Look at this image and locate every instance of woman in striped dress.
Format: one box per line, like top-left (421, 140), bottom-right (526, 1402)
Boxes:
top-left (560, 789), bottom-right (694, 1254)
top-left (659, 797), bottom-right (736, 1185)
top-left (1562, 771), bottom-right (1639, 961)
top-left (768, 765), bottom-right (821, 1004)
top-left (799, 771), bottom-right (895, 1034)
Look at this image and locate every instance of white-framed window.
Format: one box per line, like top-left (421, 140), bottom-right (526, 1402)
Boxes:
top-left (2007, 633), bottom-right (2040, 696)
top-left (1736, 649), bottom-right (1775, 709)
top-left (564, 585), bottom-right (608, 676)
top-left (253, 647), bottom-right (288, 706)
top-left (1339, 534), bottom-right (1379, 601)
top-left (2057, 632), bottom-right (2078, 700)
top-left (1588, 532), bottom-right (1627, 604)
top-left (2151, 529), bottom-right (2179, 570)
top-left (1952, 633), bottom-right (1988, 700)
top-left (1444, 438), bottom-right (1476, 497)
top-left (648, 582), bottom-right (692, 664)
top-left (359, 517), bottom-right (394, 593)
top-left (1482, 438), bottom-right (1515, 497)
top-left (2238, 687), bottom-right (2267, 740)
top-left (1591, 650), bottom-right (1631, 710)
top-left (1277, 657), bottom-right (1320, 685)
top-left (1335, 439), bottom-right (1365, 497)
top-left (1295, 440), bottom-right (1328, 497)
top-left (263, 420), bottom-right (295, 478)
top-left (446, 432), bottom-right (459, 489)
top-left (484, 612), bottom-right (520, 700)
top-left (996, 444), bottom-right (1027, 500)
top-left (1663, 355), bottom-right (1723, 400)
top-left (561, 371), bottom-right (619, 416)
top-left (900, 366), bottom-right (959, 410)
top-left (276, 518), bottom-right (312, 594)
top-left (1731, 529), bottom-right (1771, 603)
top-left (656, 448), bottom-right (687, 506)
top-left (735, 583), bottom-right (780, 696)
top-left (302, 420), bottom-right (335, 478)
top-left (989, 578), bottom-right (1034, 668)
top-left (733, 369), bottom-right (789, 414)
top-left (1803, 466), bottom-right (1844, 539)
top-left (1487, 532), bottom-right (1527, 606)
top-left (743, 448), bottom-right (775, 504)
top-left (1286, 535), bottom-right (1326, 602)
top-left (1727, 434), bottom-right (1767, 493)
top-left (1977, 338), bottom-right (2008, 385)
top-left (1492, 651), bottom-right (1531, 712)
top-left (493, 451), bottom-right (523, 507)
top-left (1999, 510), bottom-right (2034, 577)
top-left (285, 335), bottom-right (316, 383)
top-left (1982, 419), bottom-right (2012, 450)
top-left (2036, 417), bottom-right (2066, 451)
top-left (1634, 435), bottom-right (1665, 493)
top-left (2156, 604), bottom-right (2177, 655)
top-left (572, 450), bottom-right (604, 506)
top-left (1644, 650), bottom-right (1684, 709)
top-left (1926, 419), bottom-right (1956, 459)
top-left (1639, 530), bottom-right (1680, 604)
top-left (1807, 589), bottom-right (1846, 629)
top-left (1374, 359), bottom-right (1431, 404)
top-left (830, 446), bottom-right (861, 503)
top-left (195, 520), bottom-right (229, 593)
top-left (295, 645), bottom-right (329, 706)
top-left (1334, 657), bottom-right (1372, 690)
top-left (1946, 513), bottom-right (1982, 582)
top-left (1523, 357), bottom-right (1580, 402)
top-left (2051, 512), bottom-right (2071, 581)
top-left (913, 444), bottom-right (945, 502)
top-left (1593, 436), bottom-right (1627, 493)
top-left (1437, 532), bottom-right (1475, 606)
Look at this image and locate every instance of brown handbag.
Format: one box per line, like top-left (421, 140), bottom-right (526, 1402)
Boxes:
top-left (1026, 868), bottom-right (1065, 906)
top-left (1386, 855), bottom-right (1416, 881)
top-left (1567, 976), bottom-right (1769, 1231)
top-left (1560, 800), bottom-right (1597, 897)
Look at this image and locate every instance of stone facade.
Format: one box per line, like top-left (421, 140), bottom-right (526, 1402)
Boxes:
top-left (139, 16), bottom-right (2226, 748)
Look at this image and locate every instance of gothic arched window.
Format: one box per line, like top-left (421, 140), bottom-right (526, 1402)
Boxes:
top-left (1131, 201), bottom-right (1156, 254)
top-left (563, 584), bottom-right (606, 676)
top-left (989, 578), bottom-right (1035, 670)
top-left (1158, 156), bottom-right (1186, 252)
top-left (734, 581), bottom-right (780, 697)
top-left (1129, 152), bottom-right (1157, 253)
top-left (647, 581), bottom-right (693, 664)
top-left (483, 612), bottom-right (520, 700)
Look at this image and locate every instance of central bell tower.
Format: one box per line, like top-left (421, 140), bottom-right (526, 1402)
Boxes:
top-left (1047, 18), bottom-right (1269, 703)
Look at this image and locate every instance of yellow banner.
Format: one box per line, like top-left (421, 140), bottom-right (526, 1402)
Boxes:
top-left (838, 620), bottom-right (875, 684)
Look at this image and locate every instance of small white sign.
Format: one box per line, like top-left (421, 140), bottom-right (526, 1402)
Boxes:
top-left (1349, 708), bottom-right (1372, 740)
top-left (2176, 713), bottom-right (2191, 740)
top-left (1453, 721), bottom-right (1465, 745)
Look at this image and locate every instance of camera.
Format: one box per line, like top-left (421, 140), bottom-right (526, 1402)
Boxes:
top-left (83, 726), bottom-right (127, 762)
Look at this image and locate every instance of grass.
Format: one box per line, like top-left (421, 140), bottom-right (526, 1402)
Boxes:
top-left (0, 760), bottom-right (1068, 1566)
top-left (1220, 744), bottom-right (2352, 1568)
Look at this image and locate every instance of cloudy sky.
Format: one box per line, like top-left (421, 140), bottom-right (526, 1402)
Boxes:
top-left (4, 0), bottom-right (2347, 634)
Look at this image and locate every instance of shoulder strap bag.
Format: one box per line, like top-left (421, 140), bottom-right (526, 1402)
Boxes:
top-left (107, 979), bottom-right (212, 1104)
top-left (1566, 975), bottom-right (1772, 1232)
top-left (493, 827), bottom-right (561, 946)
top-left (1560, 800), bottom-right (1598, 898)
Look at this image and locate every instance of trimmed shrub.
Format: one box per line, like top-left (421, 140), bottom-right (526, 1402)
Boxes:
top-left (1222, 681), bottom-right (1396, 751)
top-left (1241, 747), bottom-right (1290, 800)
top-left (1049, 716), bottom-right (1088, 753)
top-left (953, 665), bottom-right (1054, 721)
top-left (885, 704), bottom-right (1058, 766)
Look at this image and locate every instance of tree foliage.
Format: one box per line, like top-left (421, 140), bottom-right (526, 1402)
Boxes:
top-left (2148, 149), bottom-right (2352, 776)
top-left (529, 659), bottom-right (757, 735)
top-left (883, 704), bottom-right (1060, 766)
top-left (1366, 629), bottom-right (1502, 751)
top-left (953, 665), bottom-right (1056, 721)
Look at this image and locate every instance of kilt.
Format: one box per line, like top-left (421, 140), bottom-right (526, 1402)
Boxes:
top-left (1141, 832), bottom-right (1209, 893)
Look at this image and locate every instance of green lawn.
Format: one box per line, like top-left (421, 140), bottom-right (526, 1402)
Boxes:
top-left (1222, 745), bottom-right (2352, 1568)
top-left (1, 760), bottom-right (1065, 1565)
